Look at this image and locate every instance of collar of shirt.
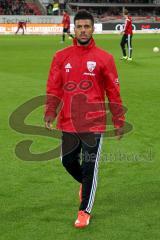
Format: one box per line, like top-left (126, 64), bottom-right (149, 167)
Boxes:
top-left (73, 37), bottom-right (95, 51)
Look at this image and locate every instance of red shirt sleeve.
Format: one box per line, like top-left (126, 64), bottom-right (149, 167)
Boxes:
top-left (45, 54), bottom-right (63, 119)
top-left (103, 55), bottom-right (125, 128)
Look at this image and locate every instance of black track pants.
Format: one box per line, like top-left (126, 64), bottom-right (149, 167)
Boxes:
top-left (61, 132), bottom-right (103, 214)
top-left (120, 34), bottom-right (133, 58)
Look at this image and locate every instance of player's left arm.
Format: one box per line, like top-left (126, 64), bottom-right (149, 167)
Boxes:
top-left (103, 55), bottom-right (125, 139)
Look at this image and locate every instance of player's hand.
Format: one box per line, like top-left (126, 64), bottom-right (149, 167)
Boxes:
top-left (45, 121), bottom-right (53, 130)
top-left (44, 116), bottom-right (54, 130)
top-left (115, 127), bottom-right (124, 140)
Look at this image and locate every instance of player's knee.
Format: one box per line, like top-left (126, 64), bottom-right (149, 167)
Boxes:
top-left (82, 162), bottom-right (95, 176)
top-left (62, 155), bottom-right (73, 169)
top-left (120, 42), bottom-right (124, 47)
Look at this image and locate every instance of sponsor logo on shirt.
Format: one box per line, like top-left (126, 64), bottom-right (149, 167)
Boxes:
top-left (65, 63), bottom-right (72, 72)
top-left (83, 72), bottom-right (95, 76)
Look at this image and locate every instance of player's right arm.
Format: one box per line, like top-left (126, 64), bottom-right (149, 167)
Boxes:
top-left (44, 54), bottom-right (63, 130)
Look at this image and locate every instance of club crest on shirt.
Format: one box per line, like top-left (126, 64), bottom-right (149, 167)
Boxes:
top-left (87, 61), bottom-right (96, 72)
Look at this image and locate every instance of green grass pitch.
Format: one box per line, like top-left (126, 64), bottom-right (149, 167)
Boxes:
top-left (0, 34), bottom-right (160, 240)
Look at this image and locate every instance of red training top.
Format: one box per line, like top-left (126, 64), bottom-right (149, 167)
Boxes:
top-left (62, 13), bottom-right (70, 29)
top-left (45, 38), bottom-right (125, 133)
top-left (124, 16), bottom-right (133, 35)
top-left (18, 21), bottom-right (26, 28)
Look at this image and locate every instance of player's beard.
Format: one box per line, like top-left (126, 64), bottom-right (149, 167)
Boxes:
top-left (77, 37), bottom-right (92, 46)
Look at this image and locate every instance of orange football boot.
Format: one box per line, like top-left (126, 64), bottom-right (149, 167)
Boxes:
top-left (74, 210), bottom-right (91, 228)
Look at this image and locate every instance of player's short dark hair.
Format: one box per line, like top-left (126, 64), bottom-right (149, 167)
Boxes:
top-left (124, 9), bottom-right (128, 15)
top-left (74, 10), bottom-right (94, 26)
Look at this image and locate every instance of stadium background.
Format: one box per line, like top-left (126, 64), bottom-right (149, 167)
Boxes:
top-left (0, 0), bottom-right (160, 34)
top-left (0, 1), bottom-right (160, 240)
